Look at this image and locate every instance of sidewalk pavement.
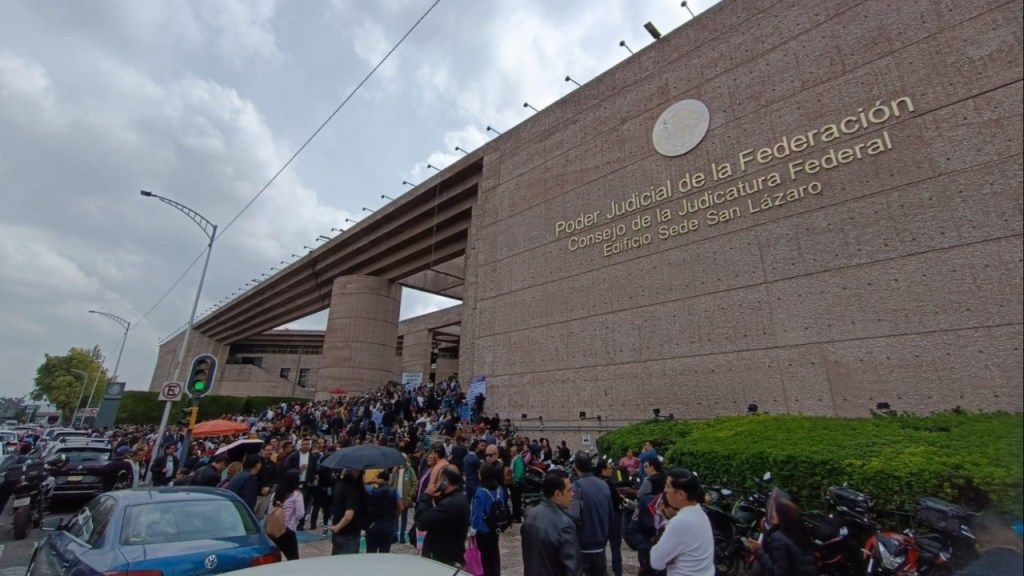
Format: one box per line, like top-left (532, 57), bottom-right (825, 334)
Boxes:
top-left (296, 527), bottom-right (642, 576)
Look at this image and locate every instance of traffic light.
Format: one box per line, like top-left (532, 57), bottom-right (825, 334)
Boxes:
top-left (186, 354), bottom-right (217, 399)
top-left (179, 407), bottom-right (198, 429)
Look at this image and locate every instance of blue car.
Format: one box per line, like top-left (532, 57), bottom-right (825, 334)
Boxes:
top-left (28, 487), bottom-right (281, 576)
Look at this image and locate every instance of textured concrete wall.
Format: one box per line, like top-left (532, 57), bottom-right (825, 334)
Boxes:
top-left (319, 275), bottom-right (401, 395)
top-left (462, 0), bottom-right (1024, 422)
top-left (148, 330), bottom-right (228, 392)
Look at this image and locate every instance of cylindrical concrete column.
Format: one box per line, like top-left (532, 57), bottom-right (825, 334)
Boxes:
top-left (319, 275), bottom-right (401, 396)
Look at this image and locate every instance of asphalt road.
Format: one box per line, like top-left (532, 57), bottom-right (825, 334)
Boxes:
top-left (0, 497), bottom-right (88, 574)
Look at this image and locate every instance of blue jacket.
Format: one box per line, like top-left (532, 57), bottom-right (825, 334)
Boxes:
top-left (567, 472), bottom-right (611, 552)
top-left (471, 486), bottom-right (506, 534)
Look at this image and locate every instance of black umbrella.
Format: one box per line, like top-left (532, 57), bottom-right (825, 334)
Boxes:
top-left (214, 439), bottom-right (264, 462)
top-left (319, 444), bottom-right (406, 471)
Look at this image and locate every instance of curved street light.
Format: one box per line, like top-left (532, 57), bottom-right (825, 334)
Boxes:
top-left (139, 189), bottom-right (217, 481)
top-left (69, 369), bottom-right (90, 428)
top-left (88, 309), bottom-right (131, 422)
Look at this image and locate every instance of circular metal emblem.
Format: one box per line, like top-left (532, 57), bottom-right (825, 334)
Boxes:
top-left (204, 555), bottom-right (218, 569)
top-left (652, 99), bottom-right (710, 157)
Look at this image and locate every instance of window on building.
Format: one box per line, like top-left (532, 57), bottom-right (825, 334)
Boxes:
top-left (279, 368), bottom-right (291, 379)
top-left (239, 356), bottom-right (263, 367)
top-left (395, 335), bottom-right (404, 357)
top-left (297, 368), bottom-right (310, 388)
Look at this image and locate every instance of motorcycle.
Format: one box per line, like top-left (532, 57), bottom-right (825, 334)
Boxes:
top-left (702, 485), bottom-right (745, 576)
top-left (826, 486), bottom-right (976, 575)
top-left (7, 460), bottom-right (53, 540)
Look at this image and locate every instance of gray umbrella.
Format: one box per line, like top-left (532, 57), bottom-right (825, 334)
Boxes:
top-left (319, 444), bottom-right (406, 470)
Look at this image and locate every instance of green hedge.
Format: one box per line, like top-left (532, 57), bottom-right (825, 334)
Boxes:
top-left (596, 412), bottom-right (1023, 515)
top-left (115, 391), bottom-right (306, 425)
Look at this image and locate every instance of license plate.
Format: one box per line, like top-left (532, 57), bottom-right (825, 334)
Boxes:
top-left (67, 475), bottom-right (83, 482)
top-left (12, 497), bottom-right (31, 508)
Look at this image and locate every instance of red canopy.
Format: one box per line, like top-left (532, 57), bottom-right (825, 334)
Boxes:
top-left (192, 419), bottom-right (249, 438)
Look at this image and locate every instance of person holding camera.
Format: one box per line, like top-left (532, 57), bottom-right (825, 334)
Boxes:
top-left (415, 465), bottom-right (471, 567)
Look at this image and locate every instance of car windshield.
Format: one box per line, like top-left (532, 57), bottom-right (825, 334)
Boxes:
top-left (121, 499), bottom-right (258, 545)
top-left (59, 448), bottom-right (110, 464)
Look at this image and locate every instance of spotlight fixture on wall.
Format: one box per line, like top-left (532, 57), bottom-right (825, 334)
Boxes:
top-left (345, 218), bottom-right (357, 224)
top-left (330, 228), bottom-right (342, 233)
top-left (291, 254), bottom-right (301, 258)
top-left (426, 164), bottom-right (441, 172)
top-left (523, 102), bottom-right (539, 112)
top-left (680, 1), bottom-right (695, 18)
top-left (362, 207), bottom-right (375, 213)
top-left (644, 21), bottom-right (662, 40)
top-left (579, 411), bottom-right (602, 422)
top-left (303, 245), bottom-right (314, 250)
top-left (381, 194), bottom-right (394, 201)
top-left (747, 403), bottom-right (759, 415)
top-left (875, 401), bottom-right (892, 413)
top-left (270, 267), bottom-right (279, 271)
top-left (486, 125), bottom-right (503, 136)
top-left (454, 146), bottom-right (469, 155)
top-left (317, 235), bottom-right (330, 241)
top-left (651, 407), bottom-right (674, 420)
top-left (565, 75), bottom-right (582, 88)
top-left (619, 40), bottom-right (634, 55)
top-left (402, 180), bottom-right (416, 187)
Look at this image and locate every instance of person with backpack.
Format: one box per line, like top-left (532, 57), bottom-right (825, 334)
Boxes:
top-left (392, 458), bottom-right (418, 543)
top-left (267, 469), bottom-right (303, 560)
top-left (471, 462), bottom-right (509, 576)
top-left (366, 469), bottom-right (400, 553)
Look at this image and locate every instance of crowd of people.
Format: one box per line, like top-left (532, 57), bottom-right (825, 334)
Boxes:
top-left (61, 377), bottom-right (724, 575)
top-left (12, 374), bottom-right (1020, 576)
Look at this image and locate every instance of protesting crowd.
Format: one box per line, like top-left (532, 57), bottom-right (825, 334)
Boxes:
top-left (10, 374), bottom-right (1018, 576)
top-left (48, 376), bottom-right (725, 576)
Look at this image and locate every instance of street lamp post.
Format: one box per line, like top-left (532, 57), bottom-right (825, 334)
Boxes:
top-left (88, 311), bottom-right (130, 421)
top-left (140, 190), bottom-right (217, 484)
top-left (69, 369), bottom-right (90, 428)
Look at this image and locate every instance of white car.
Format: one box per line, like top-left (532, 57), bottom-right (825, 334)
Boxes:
top-left (225, 553), bottom-right (470, 576)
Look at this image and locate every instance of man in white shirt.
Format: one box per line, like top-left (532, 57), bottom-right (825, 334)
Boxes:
top-left (649, 468), bottom-right (715, 576)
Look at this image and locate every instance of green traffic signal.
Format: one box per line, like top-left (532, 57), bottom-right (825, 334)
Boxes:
top-left (186, 354), bottom-right (217, 398)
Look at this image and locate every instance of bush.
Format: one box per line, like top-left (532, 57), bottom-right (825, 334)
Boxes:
top-left (115, 392), bottom-right (306, 425)
top-left (597, 412), bottom-right (1023, 515)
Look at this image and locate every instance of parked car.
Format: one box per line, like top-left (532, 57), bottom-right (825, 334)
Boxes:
top-left (42, 428), bottom-right (89, 445)
top-left (28, 487), bottom-right (281, 576)
top-left (44, 438), bottom-right (112, 501)
top-left (225, 553), bottom-right (469, 576)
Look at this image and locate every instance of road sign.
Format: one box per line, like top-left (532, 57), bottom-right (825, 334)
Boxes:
top-left (159, 381), bottom-right (183, 402)
top-left (84, 407), bottom-right (99, 417)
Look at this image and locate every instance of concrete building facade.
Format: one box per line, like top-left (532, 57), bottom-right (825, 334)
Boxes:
top-left (151, 0), bottom-right (1023, 427)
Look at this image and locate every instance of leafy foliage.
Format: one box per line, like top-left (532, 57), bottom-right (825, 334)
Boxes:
top-left (597, 412), bottom-right (1023, 515)
top-left (115, 391), bottom-right (308, 425)
top-left (31, 346), bottom-right (109, 422)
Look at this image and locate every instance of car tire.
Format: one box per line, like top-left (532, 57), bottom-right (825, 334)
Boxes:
top-left (12, 505), bottom-right (31, 540)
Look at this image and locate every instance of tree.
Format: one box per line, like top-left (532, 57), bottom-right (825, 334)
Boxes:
top-left (31, 346), bottom-right (108, 423)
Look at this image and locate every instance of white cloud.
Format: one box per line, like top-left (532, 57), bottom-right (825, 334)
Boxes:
top-left (0, 0), bottom-right (717, 397)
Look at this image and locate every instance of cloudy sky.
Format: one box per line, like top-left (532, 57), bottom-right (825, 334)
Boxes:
top-left (0, 0), bottom-right (714, 397)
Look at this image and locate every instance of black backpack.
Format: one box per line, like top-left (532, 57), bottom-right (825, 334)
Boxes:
top-left (484, 488), bottom-right (511, 533)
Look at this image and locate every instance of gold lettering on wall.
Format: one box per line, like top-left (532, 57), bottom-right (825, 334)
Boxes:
top-left (552, 97), bottom-right (913, 257)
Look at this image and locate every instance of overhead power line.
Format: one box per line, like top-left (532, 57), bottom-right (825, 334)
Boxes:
top-left (132, 0), bottom-right (442, 327)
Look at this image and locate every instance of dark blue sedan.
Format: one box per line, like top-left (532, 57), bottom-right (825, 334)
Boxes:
top-left (28, 486), bottom-right (281, 576)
